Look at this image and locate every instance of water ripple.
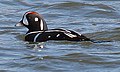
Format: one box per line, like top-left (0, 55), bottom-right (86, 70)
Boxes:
top-left (0, 0), bottom-right (120, 72)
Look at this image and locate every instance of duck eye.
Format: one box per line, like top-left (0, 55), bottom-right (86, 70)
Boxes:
top-left (35, 17), bottom-right (39, 22)
top-left (28, 17), bottom-right (31, 19)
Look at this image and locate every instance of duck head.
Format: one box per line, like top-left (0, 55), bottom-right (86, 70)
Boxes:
top-left (16, 11), bottom-right (48, 33)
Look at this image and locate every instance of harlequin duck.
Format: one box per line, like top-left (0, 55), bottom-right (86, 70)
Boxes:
top-left (15, 11), bottom-right (91, 42)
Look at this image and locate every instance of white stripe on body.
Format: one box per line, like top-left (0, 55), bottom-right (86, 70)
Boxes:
top-left (33, 33), bottom-right (41, 42)
top-left (64, 33), bottom-right (77, 38)
top-left (26, 28), bottom-right (81, 39)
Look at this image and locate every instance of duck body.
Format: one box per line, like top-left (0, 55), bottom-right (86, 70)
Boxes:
top-left (25, 28), bottom-right (90, 42)
top-left (16, 11), bottom-right (90, 42)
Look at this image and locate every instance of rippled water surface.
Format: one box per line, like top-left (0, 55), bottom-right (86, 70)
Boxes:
top-left (1, 0), bottom-right (120, 72)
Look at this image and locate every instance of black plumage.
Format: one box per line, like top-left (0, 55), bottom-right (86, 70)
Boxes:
top-left (16, 11), bottom-right (90, 42)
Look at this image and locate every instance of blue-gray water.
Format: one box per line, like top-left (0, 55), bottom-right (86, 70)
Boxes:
top-left (1, 0), bottom-right (120, 72)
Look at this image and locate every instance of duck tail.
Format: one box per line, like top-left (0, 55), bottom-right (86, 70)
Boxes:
top-left (90, 39), bottom-right (112, 43)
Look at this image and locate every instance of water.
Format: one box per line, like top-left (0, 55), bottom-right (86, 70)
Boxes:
top-left (0, 0), bottom-right (120, 72)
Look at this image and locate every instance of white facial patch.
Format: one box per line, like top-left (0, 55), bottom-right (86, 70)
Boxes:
top-left (35, 17), bottom-right (39, 21)
top-left (23, 17), bottom-right (29, 25)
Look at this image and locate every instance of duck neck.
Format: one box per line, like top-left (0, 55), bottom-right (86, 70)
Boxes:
top-left (26, 18), bottom-right (48, 33)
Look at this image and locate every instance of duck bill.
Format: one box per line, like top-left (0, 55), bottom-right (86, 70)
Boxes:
top-left (15, 22), bottom-right (24, 27)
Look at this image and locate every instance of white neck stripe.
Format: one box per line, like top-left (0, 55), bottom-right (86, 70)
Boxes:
top-left (41, 19), bottom-right (44, 30)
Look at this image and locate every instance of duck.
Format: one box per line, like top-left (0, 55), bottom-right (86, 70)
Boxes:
top-left (15, 11), bottom-right (91, 42)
